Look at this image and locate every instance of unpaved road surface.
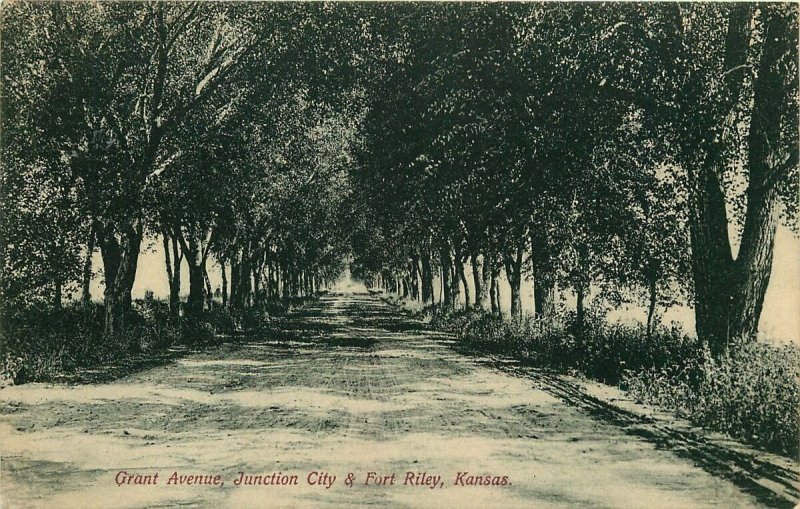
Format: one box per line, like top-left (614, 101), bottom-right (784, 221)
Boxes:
top-left (1, 293), bottom-right (797, 508)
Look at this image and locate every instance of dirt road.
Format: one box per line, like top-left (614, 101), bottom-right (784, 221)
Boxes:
top-left (1, 293), bottom-right (797, 508)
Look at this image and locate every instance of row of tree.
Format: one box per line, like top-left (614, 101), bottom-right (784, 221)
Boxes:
top-left (1, 3), bottom-right (363, 332)
top-left (1, 3), bottom-right (797, 356)
top-left (349, 3), bottom-right (798, 354)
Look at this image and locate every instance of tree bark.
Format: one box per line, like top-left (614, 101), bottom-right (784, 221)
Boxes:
top-left (728, 8), bottom-right (792, 344)
top-left (686, 6), bottom-right (793, 354)
top-left (504, 247), bottom-right (523, 318)
top-left (204, 264), bottom-right (213, 310)
top-left (576, 285), bottom-right (586, 333)
top-left (455, 255), bottom-right (470, 309)
top-left (220, 257), bottom-right (228, 308)
top-left (488, 253), bottom-right (500, 316)
top-left (421, 252), bottom-right (434, 304)
top-left (440, 247), bottom-right (453, 309)
top-left (81, 222), bottom-right (96, 310)
top-left (471, 252), bottom-right (485, 309)
top-left (530, 233), bottom-right (556, 323)
top-left (178, 229), bottom-right (208, 318)
top-left (646, 277), bottom-right (658, 340)
top-left (101, 220), bottom-right (142, 336)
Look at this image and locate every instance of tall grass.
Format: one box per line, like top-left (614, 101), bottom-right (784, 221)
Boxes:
top-left (0, 295), bottom-right (318, 384)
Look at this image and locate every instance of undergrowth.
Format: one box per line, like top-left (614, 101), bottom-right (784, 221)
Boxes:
top-left (0, 295), bottom-right (318, 385)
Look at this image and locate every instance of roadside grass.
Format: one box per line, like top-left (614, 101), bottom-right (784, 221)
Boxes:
top-left (0, 295), bottom-right (319, 385)
top-left (384, 294), bottom-right (800, 459)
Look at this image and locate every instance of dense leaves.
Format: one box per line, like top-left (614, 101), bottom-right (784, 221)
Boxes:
top-left (1, 3), bottom-right (797, 354)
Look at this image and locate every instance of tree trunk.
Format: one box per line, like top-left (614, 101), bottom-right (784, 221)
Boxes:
top-left (576, 285), bottom-right (586, 333)
top-left (281, 262), bottom-right (290, 299)
top-left (471, 253), bottom-right (485, 309)
top-left (504, 247), bottom-right (523, 318)
top-left (455, 256), bottom-right (470, 309)
top-left (101, 221), bottom-right (142, 336)
top-left (220, 257), bottom-right (228, 308)
top-left (410, 255), bottom-right (421, 301)
top-left (54, 279), bottom-right (62, 310)
top-left (440, 247), bottom-right (453, 309)
top-left (186, 261), bottom-right (205, 317)
top-left (421, 252), bottom-right (434, 304)
top-left (646, 277), bottom-right (658, 341)
top-left (489, 255), bottom-right (500, 316)
top-left (530, 233), bottom-right (556, 323)
top-left (179, 232), bottom-right (207, 318)
top-left (449, 256), bottom-right (460, 308)
top-left (204, 264), bottom-right (213, 310)
top-left (686, 7), bottom-right (792, 355)
top-left (253, 266), bottom-right (262, 306)
top-left (81, 222), bottom-right (96, 310)
top-left (728, 8), bottom-right (791, 344)
top-left (231, 252), bottom-right (241, 307)
top-left (162, 233), bottom-right (181, 318)
top-left (234, 245), bottom-right (252, 307)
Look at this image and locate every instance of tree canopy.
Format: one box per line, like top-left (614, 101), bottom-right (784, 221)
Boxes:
top-left (2, 2), bottom-right (797, 353)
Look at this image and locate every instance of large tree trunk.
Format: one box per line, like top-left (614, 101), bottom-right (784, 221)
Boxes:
top-left (728, 8), bottom-right (792, 344)
top-left (81, 222), bottom-right (96, 310)
top-left (504, 247), bottom-right (523, 318)
top-left (455, 255), bottom-right (470, 309)
top-left (688, 160), bottom-right (735, 353)
top-left (687, 6), bottom-right (793, 355)
top-left (530, 233), bottom-right (556, 323)
top-left (440, 247), bottom-right (453, 309)
top-left (178, 228), bottom-right (210, 318)
top-left (185, 257), bottom-right (206, 318)
top-left (471, 252), bottom-right (485, 309)
top-left (421, 252), bottom-right (434, 304)
top-left (101, 221), bottom-right (142, 336)
top-left (220, 257), bottom-right (228, 308)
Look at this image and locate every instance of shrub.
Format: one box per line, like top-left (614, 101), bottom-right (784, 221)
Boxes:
top-left (0, 303), bottom-right (106, 383)
top-left (182, 319), bottom-right (218, 345)
top-left (0, 295), bottom-right (318, 384)
top-left (624, 340), bottom-right (800, 457)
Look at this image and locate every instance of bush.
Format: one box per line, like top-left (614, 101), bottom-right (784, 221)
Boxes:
top-left (624, 340), bottom-right (800, 457)
top-left (1, 303), bottom-right (104, 383)
top-left (0, 295), bottom-right (317, 384)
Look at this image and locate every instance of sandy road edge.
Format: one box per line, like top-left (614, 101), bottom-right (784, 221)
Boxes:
top-left (377, 295), bottom-right (799, 507)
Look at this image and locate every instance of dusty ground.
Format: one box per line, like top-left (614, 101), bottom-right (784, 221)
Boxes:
top-left (1, 293), bottom-right (797, 509)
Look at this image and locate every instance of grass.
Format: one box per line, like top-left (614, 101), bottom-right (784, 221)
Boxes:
top-left (0, 295), bottom-right (318, 385)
